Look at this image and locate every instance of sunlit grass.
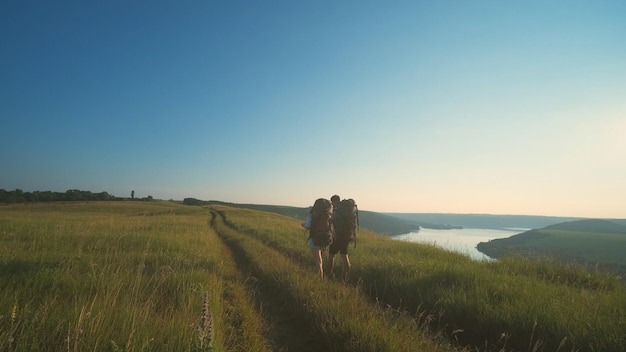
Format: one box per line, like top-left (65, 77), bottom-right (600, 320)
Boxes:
top-left (214, 205), bottom-right (626, 352)
top-left (211, 208), bottom-right (449, 351)
top-left (0, 202), bottom-right (270, 351)
top-left (350, 232), bottom-right (626, 351)
top-left (1, 201), bottom-right (625, 351)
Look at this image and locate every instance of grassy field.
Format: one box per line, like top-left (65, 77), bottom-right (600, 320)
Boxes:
top-left (1, 201), bottom-right (625, 351)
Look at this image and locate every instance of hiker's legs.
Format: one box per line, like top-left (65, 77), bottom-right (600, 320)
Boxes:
top-left (328, 253), bottom-right (336, 276)
top-left (311, 248), bottom-right (323, 278)
top-left (341, 254), bottom-right (351, 279)
top-left (307, 238), bottom-right (324, 278)
top-left (327, 240), bottom-right (351, 280)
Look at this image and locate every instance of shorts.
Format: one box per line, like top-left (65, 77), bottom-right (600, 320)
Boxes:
top-left (329, 238), bottom-right (349, 255)
top-left (307, 237), bottom-right (321, 250)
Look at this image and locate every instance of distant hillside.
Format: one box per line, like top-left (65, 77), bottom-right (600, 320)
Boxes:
top-left (199, 200), bottom-right (310, 220)
top-left (386, 213), bottom-right (587, 230)
top-left (545, 219), bottom-right (626, 234)
top-left (609, 219), bottom-right (626, 227)
top-left (183, 198), bottom-right (418, 236)
top-left (477, 219), bottom-right (626, 277)
top-left (357, 210), bottom-right (419, 235)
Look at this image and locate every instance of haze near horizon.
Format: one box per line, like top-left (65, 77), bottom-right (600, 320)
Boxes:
top-left (2, 1), bottom-right (625, 218)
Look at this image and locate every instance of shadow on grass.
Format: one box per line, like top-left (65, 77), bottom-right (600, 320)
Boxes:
top-left (212, 210), bottom-right (334, 352)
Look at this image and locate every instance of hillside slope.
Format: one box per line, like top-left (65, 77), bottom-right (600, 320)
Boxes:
top-left (544, 218), bottom-right (626, 234)
top-left (477, 219), bottom-right (626, 276)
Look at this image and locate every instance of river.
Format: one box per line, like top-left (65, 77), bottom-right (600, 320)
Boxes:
top-left (392, 227), bottom-right (528, 261)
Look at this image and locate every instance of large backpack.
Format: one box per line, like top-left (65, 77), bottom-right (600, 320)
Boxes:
top-left (334, 199), bottom-right (358, 245)
top-left (309, 198), bottom-right (334, 248)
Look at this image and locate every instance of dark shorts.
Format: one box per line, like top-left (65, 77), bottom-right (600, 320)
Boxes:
top-left (329, 238), bottom-right (349, 255)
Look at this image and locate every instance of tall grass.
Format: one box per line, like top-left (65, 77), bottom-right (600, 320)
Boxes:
top-left (210, 207), bottom-right (452, 352)
top-left (2, 202), bottom-right (625, 351)
top-left (0, 202), bottom-right (270, 351)
top-left (350, 234), bottom-right (626, 351)
top-left (215, 205), bottom-right (626, 352)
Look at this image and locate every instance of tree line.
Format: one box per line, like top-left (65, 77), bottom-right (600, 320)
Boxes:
top-left (0, 189), bottom-right (154, 203)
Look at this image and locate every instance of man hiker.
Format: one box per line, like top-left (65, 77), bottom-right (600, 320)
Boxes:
top-left (328, 195), bottom-right (355, 280)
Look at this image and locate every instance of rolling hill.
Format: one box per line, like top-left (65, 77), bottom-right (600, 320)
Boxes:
top-left (477, 219), bottom-right (626, 276)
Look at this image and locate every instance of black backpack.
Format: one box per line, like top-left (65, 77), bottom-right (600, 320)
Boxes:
top-left (309, 198), bottom-right (334, 248)
top-left (334, 199), bottom-right (358, 245)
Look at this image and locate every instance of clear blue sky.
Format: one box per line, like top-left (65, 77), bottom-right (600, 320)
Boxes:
top-left (2, 1), bottom-right (625, 218)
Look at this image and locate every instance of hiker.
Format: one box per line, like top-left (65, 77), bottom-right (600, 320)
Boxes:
top-left (330, 195), bottom-right (341, 216)
top-left (303, 199), bottom-right (334, 278)
top-left (329, 196), bottom-right (358, 280)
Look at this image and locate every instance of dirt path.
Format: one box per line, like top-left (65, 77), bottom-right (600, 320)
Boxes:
top-left (210, 209), bottom-right (326, 352)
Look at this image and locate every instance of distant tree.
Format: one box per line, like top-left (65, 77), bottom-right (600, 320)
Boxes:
top-left (8, 189), bottom-right (27, 203)
top-left (0, 188), bottom-right (122, 203)
top-left (65, 189), bottom-right (83, 201)
top-left (37, 191), bottom-right (55, 202)
top-left (96, 192), bottom-right (112, 201)
top-left (131, 190), bottom-right (135, 200)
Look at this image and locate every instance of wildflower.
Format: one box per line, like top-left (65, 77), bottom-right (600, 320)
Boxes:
top-left (11, 303), bottom-right (17, 322)
top-left (197, 293), bottom-right (214, 350)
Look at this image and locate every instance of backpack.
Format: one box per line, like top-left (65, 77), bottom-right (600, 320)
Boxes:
top-left (309, 198), bottom-right (334, 248)
top-left (334, 199), bottom-right (358, 244)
